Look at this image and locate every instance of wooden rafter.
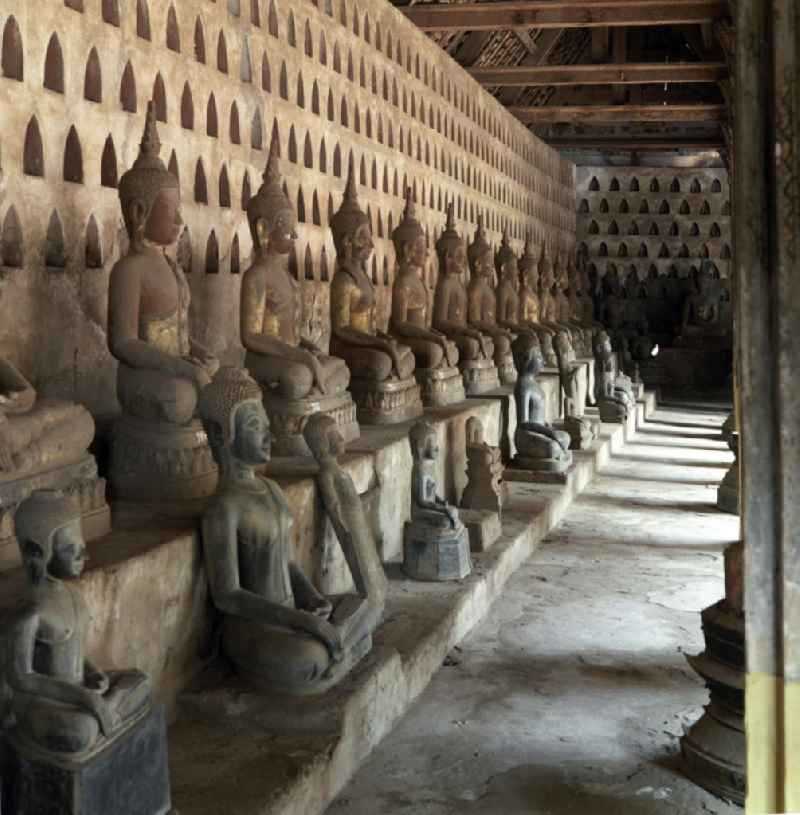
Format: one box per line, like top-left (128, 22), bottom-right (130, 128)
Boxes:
top-left (509, 103), bottom-right (726, 123)
top-left (544, 136), bottom-right (726, 149)
top-left (403, 0), bottom-right (728, 32)
top-left (469, 61), bottom-right (728, 86)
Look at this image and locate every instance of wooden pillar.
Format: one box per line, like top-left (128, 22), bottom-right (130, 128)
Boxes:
top-left (734, 0), bottom-right (800, 810)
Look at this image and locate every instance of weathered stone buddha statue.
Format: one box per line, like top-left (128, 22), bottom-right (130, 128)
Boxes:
top-left (565, 256), bottom-right (596, 356)
top-left (512, 340), bottom-right (572, 473)
top-left (108, 101), bottom-right (218, 503)
top-left (241, 137), bottom-right (358, 455)
top-left (432, 204), bottom-right (500, 395)
top-left (538, 245), bottom-right (577, 358)
top-left (494, 230), bottom-right (541, 362)
top-left (677, 264), bottom-right (730, 350)
top-left (592, 330), bottom-right (634, 423)
top-left (461, 416), bottom-right (505, 515)
top-left (389, 190), bottom-right (464, 407)
top-left (552, 253), bottom-right (587, 356)
top-left (199, 368), bottom-right (376, 694)
top-left (0, 358), bottom-right (109, 571)
top-left (467, 216), bottom-right (516, 385)
top-left (3, 491), bottom-right (170, 815)
top-left (403, 420), bottom-right (471, 582)
top-left (553, 332), bottom-right (595, 450)
top-left (517, 235), bottom-right (557, 367)
top-left (329, 161), bottom-right (422, 424)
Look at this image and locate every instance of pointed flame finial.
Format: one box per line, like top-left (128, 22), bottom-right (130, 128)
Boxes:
top-left (263, 132), bottom-right (281, 187)
top-left (140, 100), bottom-right (162, 159)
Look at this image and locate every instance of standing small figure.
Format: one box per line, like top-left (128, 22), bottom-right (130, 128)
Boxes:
top-left (461, 417), bottom-right (505, 515)
top-left (403, 421), bottom-right (471, 582)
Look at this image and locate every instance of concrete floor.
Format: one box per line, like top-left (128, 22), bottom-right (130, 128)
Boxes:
top-left (326, 404), bottom-right (742, 815)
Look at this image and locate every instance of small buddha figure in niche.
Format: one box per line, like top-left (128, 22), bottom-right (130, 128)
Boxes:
top-left (403, 420), bottom-right (471, 582)
top-left (241, 137), bottom-right (358, 454)
top-left (517, 236), bottom-right (557, 367)
top-left (6, 491), bottom-right (151, 754)
top-left (467, 215), bottom-right (516, 384)
top-left (678, 263), bottom-right (729, 349)
top-left (494, 230), bottom-right (540, 360)
top-left (432, 204), bottom-right (500, 395)
top-left (389, 190), bottom-right (464, 406)
top-left (329, 160), bottom-right (422, 424)
top-left (513, 340), bottom-right (572, 472)
top-left (199, 368), bottom-right (376, 694)
top-left (0, 357), bottom-right (94, 476)
top-left (108, 101), bottom-right (218, 427)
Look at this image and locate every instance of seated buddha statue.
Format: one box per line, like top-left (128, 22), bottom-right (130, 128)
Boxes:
top-left (7, 491), bottom-right (152, 754)
top-left (494, 230), bottom-right (540, 362)
top-left (592, 330), bottom-right (634, 423)
top-left (553, 332), bottom-right (595, 450)
top-left (677, 264), bottom-right (730, 350)
top-left (329, 161), bottom-right (422, 424)
top-left (241, 137), bottom-right (358, 454)
top-left (467, 216), bottom-right (516, 384)
top-left (538, 245), bottom-right (577, 357)
top-left (461, 416), bottom-right (505, 515)
top-left (107, 101), bottom-right (218, 502)
top-left (432, 204), bottom-right (500, 395)
top-left (389, 190), bottom-right (464, 407)
top-left (0, 358), bottom-right (94, 477)
top-left (512, 340), bottom-right (572, 473)
top-left (199, 368), bottom-right (377, 694)
top-left (403, 420), bottom-right (471, 582)
top-left (550, 252), bottom-right (586, 356)
top-left (517, 236), bottom-right (557, 367)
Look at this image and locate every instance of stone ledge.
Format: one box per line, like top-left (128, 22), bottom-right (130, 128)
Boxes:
top-left (165, 392), bottom-right (657, 815)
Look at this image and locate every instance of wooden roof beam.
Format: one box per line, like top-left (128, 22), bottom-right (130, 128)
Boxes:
top-left (543, 136), bottom-right (725, 150)
top-left (509, 103), bottom-right (726, 123)
top-left (403, 0), bottom-right (728, 32)
top-left (470, 61), bottom-right (728, 86)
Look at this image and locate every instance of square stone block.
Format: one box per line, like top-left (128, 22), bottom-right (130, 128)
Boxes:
top-left (505, 461), bottom-right (577, 486)
top-left (459, 508), bottom-right (502, 552)
top-left (1, 706), bottom-right (172, 815)
top-left (403, 521), bottom-right (472, 582)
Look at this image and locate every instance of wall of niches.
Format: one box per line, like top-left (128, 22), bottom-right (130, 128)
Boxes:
top-left (0, 0), bottom-right (575, 415)
top-left (575, 167), bottom-right (731, 282)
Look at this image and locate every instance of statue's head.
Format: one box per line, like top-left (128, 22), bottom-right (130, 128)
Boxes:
top-left (15, 491), bottom-right (85, 587)
top-left (593, 330), bottom-right (612, 356)
top-left (392, 188), bottom-right (426, 268)
top-left (466, 416), bottom-right (485, 446)
top-left (519, 234), bottom-right (540, 288)
top-left (514, 336), bottom-right (543, 375)
top-left (303, 412), bottom-right (345, 462)
top-left (199, 367), bottom-right (269, 466)
top-left (467, 214), bottom-right (493, 278)
top-left (118, 101), bottom-right (181, 250)
top-left (330, 157), bottom-right (373, 264)
top-left (247, 134), bottom-right (297, 256)
top-left (435, 203), bottom-right (467, 278)
top-left (553, 331), bottom-right (572, 364)
top-left (697, 262), bottom-right (713, 290)
top-left (409, 420), bottom-right (438, 461)
top-left (495, 229), bottom-right (518, 280)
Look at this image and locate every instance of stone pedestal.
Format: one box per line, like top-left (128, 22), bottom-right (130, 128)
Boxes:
top-left (262, 389), bottom-right (359, 456)
top-left (597, 398), bottom-right (628, 424)
top-left (506, 459), bottom-right (576, 485)
top-left (109, 415), bottom-right (217, 505)
top-left (459, 358), bottom-right (501, 396)
top-left (496, 351), bottom-right (517, 386)
top-left (403, 519), bottom-right (471, 581)
top-left (415, 365), bottom-right (466, 407)
top-left (1, 706), bottom-right (172, 815)
top-left (716, 461), bottom-right (740, 514)
top-left (681, 541), bottom-right (745, 804)
top-left (560, 416), bottom-right (597, 451)
top-left (0, 455), bottom-right (110, 572)
top-left (459, 508), bottom-right (501, 552)
top-left (348, 376), bottom-right (423, 425)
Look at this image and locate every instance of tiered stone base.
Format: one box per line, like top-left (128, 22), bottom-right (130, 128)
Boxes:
top-left (561, 416), bottom-right (598, 450)
top-left (459, 358), bottom-right (500, 395)
top-left (415, 365), bottom-right (466, 407)
top-left (0, 455), bottom-right (110, 571)
top-left (262, 390), bottom-right (360, 456)
top-left (717, 461), bottom-right (739, 514)
top-left (681, 601), bottom-right (745, 805)
top-left (496, 352), bottom-right (517, 385)
top-left (109, 416), bottom-right (217, 505)
top-left (1, 707), bottom-right (172, 815)
top-left (349, 375), bottom-right (423, 425)
top-left (403, 520), bottom-right (472, 581)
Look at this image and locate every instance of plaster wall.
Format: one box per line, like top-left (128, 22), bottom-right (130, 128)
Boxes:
top-left (0, 0), bottom-right (576, 415)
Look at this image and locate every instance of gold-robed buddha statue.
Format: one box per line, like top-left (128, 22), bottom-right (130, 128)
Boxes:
top-left (241, 136), bottom-right (358, 455)
top-left (329, 160), bottom-right (422, 424)
top-left (389, 190), bottom-right (464, 406)
top-left (107, 102), bottom-right (218, 503)
top-left (517, 235), bottom-right (558, 367)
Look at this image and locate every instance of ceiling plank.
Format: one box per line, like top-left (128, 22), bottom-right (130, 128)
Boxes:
top-left (469, 61), bottom-right (728, 86)
top-left (543, 137), bottom-right (725, 149)
top-left (403, 0), bottom-right (728, 32)
top-left (509, 103), bottom-right (726, 123)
